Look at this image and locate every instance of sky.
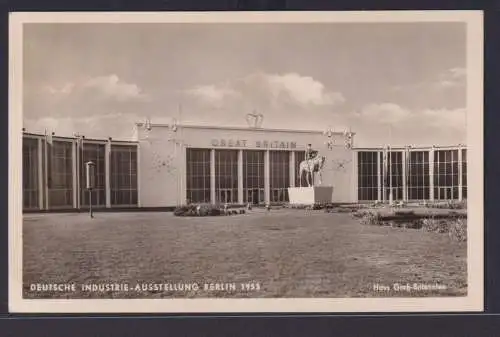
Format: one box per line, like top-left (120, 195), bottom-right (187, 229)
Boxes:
top-left (22, 22), bottom-right (467, 147)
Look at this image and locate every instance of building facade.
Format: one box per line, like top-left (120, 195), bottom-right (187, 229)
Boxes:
top-left (22, 132), bottom-right (138, 211)
top-left (21, 124), bottom-right (467, 212)
top-left (356, 146), bottom-right (467, 203)
top-left (135, 123), bottom-right (356, 207)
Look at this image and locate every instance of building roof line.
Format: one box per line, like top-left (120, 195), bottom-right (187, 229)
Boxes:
top-left (22, 132), bottom-right (138, 144)
top-left (135, 122), bottom-right (355, 135)
top-left (353, 145), bottom-right (467, 151)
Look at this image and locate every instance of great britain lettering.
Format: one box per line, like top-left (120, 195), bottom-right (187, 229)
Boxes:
top-left (211, 139), bottom-right (296, 149)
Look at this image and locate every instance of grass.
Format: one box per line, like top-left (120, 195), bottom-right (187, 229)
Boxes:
top-left (22, 209), bottom-right (467, 299)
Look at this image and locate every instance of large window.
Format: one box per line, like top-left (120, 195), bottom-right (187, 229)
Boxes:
top-left (47, 140), bottom-right (74, 208)
top-left (407, 151), bottom-right (430, 200)
top-left (270, 151), bottom-right (290, 203)
top-left (79, 143), bottom-right (106, 207)
top-left (381, 151), bottom-right (403, 201)
top-left (294, 151), bottom-right (306, 187)
top-left (243, 150), bottom-right (265, 204)
top-left (110, 145), bottom-right (138, 206)
top-left (23, 137), bottom-right (39, 210)
top-left (215, 149), bottom-right (238, 204)
top-left (357, 151), bottom-right (379, 201)
top-left (186, 148), bottom-right (211, 203)
top-left (434, 150), bottom-right (459, 200)
top-left (462, 149), bottom-right (467, 199)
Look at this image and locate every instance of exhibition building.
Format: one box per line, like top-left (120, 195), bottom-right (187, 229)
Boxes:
top-left (22, 122), bottom-right (467, 212)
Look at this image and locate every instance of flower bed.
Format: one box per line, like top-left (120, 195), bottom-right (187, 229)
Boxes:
top-left (353, 209), bottom-right (467, 242)
top-left (173, 204), bottom-right (246, 217)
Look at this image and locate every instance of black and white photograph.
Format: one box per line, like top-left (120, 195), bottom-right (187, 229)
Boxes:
top-left (9, 11), bottom-right (484, 313)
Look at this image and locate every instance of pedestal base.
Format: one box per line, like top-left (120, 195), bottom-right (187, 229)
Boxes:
top-left (288, 186), bottom-right (334, 205)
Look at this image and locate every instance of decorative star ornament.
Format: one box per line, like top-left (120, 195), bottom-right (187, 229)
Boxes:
top-left (331, 159), bottom-right (352, 172)
top-left (151, 153), bottom-right (176, 174)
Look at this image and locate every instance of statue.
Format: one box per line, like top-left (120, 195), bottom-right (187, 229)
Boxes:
top-left (298, 144), bottom-right (326, 187)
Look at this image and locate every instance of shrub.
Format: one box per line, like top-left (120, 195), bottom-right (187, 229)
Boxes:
top-left (198, 205), bottom-right (210, 217)
top-left (173, 205), bottom-right (193, 216)
top-left (421, 218), bottom-right (441, 233)
top-left (425, 200), bottom-right (467, 210)
top-left (354, 209), bottom-right (467, 241)
top-left (173, 204), bottom-right (224, 217)
top-left (356, 211), bottom-right (381, 226)
top-left (209, 208), bottom-right (221, 216)
top-left (449, 218), bottom-right (467, 242)
top-left (420, 216), bottom-right (467, 241)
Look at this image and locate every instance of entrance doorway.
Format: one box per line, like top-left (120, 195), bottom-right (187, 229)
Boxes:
top-left (217, 189), bottom-right (235, 204)
top-left (247, 188), bottom-right (265, 205)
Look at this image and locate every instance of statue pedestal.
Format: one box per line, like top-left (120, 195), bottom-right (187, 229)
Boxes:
top-left (288, 186), bottom-right (334, 206)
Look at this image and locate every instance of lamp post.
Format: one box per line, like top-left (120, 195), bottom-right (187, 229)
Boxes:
top-left (85, 161), bottom-right (96, 218)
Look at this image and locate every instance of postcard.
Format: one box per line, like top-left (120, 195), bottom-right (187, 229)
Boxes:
top-left (9, 10), bottom-right (484, 313)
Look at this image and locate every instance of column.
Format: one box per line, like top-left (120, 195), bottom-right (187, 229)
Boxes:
top-left (105, 140), bottom-right (112, 208)
top-left (429, 147), bottom-right (435, 201)
top-left (289, 151), bottom-right (295, 187)
top-left (210, 149), bottom-right (216, 204)
top-left (179, 144), bottom-right (187, 205)
top-left (75, 141), bottom-right (80, 209)
top-left (377, 151), bottom-right (382, 202)
top-left (44, 138), bottom-right (49, 210)
top-left (37, 138), bottom-right (44, 210)
top-left (458, 146), bottom-right (463, 201)
top-left (402, 149), bottom-right (407, 202)
top-left (238, 149), bottom-right (243, 204)
top-left (351, 150), bottom-right (358, 203)
top-left (136, 143), bottom-right (141, 207)
top-left (264, 150), bottom-right (270, 204)
top-left (72, 141), bottom-right (78, 209)
top-left (382, 148), bottom-right (387, 203)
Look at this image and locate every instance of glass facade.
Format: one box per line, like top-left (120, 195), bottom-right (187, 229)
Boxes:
top-left (47, 140), bottom-right (74, 208)
top-left (23, 138), bottom-right (39, 209)
top-left (357, 151), bottom-right (378, 201)
top-left (294, 151), bottom-right (305, 187)
top-left (269, 151), bottom-right (290, 202)
top-left (110, 145), bottom-right (138, 206)
top-left (243, 150), bottom-right (265, 204)
top-left (434, 150), bottom-right (459, 200)
top-left (407, 151), bottom-right (430, 200)
top-left (21, 134), bottom-right (470, 211)
top-left (462, 149), bottom-right (467, 199)
top-left (79, 143), bottom-right (106, 207)
top-left (215, 149), bottom-right (238, 204)
top-left (186, 148), bottom-right (211, 204)
top-left (355, 148), bottom-right (468, 203)
top-left (383, 151), bottom-right (403, 201)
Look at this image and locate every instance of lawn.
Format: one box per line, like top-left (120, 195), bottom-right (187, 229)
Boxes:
top-left (22, 209), bottom-right (467, 299)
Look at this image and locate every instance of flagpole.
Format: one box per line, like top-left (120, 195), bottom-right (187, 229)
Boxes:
top-left (44, 129), bottom-right (49, 210)
top-left (78, 135), bottom-right (84, 210)
top-left (389, 125), bottom-right (393, 205)
top-left (178, 103), bottom-right (183, 205)
top-left (382, 146), bottom-right (386, 203)
top-left (406, 145), bottom-right (410, 202)
top-left (384, 145), bottom-right (388, 203)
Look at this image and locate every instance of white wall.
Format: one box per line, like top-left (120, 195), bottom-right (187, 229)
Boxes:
top-left (136, 126), bottom-right (182, 207)
top-left (136, 124), bottom-right (356, 206)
